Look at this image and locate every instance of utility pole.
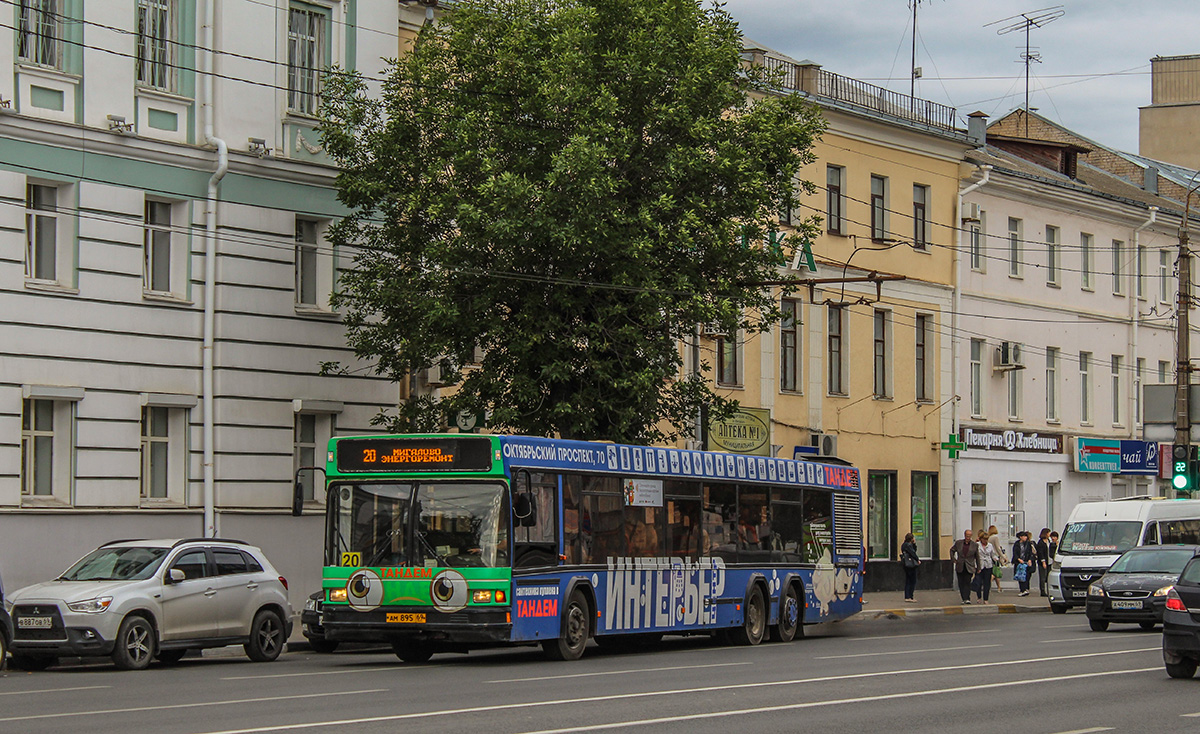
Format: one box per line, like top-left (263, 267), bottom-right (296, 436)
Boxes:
top-left (1177, 213), bottom-right (1194, 450)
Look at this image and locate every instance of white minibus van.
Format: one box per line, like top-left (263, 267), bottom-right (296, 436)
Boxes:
top-left (1049, 498), bottom-right (1200, 613)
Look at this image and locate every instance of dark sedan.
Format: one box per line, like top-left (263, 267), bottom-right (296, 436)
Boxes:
top-left (301, 590), bottom-right (338, 653)
top-left (1085, 545), bottom-right (1200, 632)
top-left (1163, 554), bottom-right (1200, 678)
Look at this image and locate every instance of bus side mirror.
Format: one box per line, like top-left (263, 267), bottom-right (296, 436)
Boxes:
top-left (292, 480), bottom-right (304, 517)
top-left (521, 496), bottom-right (537, 527)
top-left (514, 493), bottom-right (533, 523)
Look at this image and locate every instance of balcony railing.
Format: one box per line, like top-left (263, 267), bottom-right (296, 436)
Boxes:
top-left (759, 55), bottom-right (958, 133)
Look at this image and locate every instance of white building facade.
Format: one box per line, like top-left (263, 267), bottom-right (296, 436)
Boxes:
top-left (0, 1), bottom-right (403, 600)
top-left (952, 123), bottom-right (1187, 546)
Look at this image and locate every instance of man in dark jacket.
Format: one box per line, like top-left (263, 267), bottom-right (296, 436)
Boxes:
top-left (1012, 530), bottom-right (1036, 596)
top-left (949, 529), bottom-right (979, 604)
top-left (1035, 528), bottom-right (1052, 597)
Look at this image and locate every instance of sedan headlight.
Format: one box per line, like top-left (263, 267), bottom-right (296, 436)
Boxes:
top-left (67, 596), bottom-right (113, 614)
top-left (1154, 585), bottom-right (1175, 597)
top-left (1087, 583), bottom-right (1105, 597)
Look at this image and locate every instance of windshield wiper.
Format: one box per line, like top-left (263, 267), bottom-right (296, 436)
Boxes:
top-left (416, 530), bottom-right (446, 567)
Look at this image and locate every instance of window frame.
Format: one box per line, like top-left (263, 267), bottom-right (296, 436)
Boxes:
top-left (969, 220), bottom-right (985, 272)
top-left (828, 305), bottom-right (846, 396)
top-left (136, 0), bottom-right (177, 92)
top-left (287, 3), bottom-right (329, 117)
top-left (1008, 360), bottom-right (1022, 420)
top-left (872, 309), bottom-right (891, 399)
top-left (915, 313), bottom-right (930, 402)
top-left (1046, 347), bottom-right (1059, 422)
top-left (25, 183), bottom-right (59, 282)
top-left (1111, 354), bottom-right (1123, 427)
top-left (912, 184), bottom-right (929, 251)
top-left (870, 175), bottom-right (887, 242)
top-left (1161, 249), bottom-right (1173, 304)
top-left (20, 394), bottom-right (76, 505)
top-left (1080, 351), bottom-right (1092, 424)
top-left (1080, 232), bottom-right (1094, 290)
top-left (1008, 217), bottom-right (1022, 277)
top-left (294, 410), bottom-right (336, 505)
top-left (826, 165), bottom-right (844, 235)
top-left (17, 0), bottom-right (63, 70)
top-left (970, 339), bottom-right (983, 417)
top-left (779, 298), bottom-right (800, 393)
top-left (716, 331), bottom-right (742, 388)
top-left (1112, 239), bottom-right (1125, 295)
top-left (1045, 225), bottom-right (1059, 286)
top-left (140, 406), bottom-right (171, 500)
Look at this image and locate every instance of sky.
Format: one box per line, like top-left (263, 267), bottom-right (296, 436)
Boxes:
top-left (721, 0), bottom-right (1200, 154)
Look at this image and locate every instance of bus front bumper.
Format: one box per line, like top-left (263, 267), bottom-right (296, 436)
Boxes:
top-left (322, 606), bottom-right (513, 645)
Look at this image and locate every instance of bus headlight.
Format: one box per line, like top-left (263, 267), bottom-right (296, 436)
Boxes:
top-left (472, 590), bottom-right (493, 603)
top-left (329, 588), bottom-right (347, 603)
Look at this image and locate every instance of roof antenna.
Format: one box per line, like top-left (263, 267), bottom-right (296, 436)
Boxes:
top-left (985, 5), bottom-right (1065, 137)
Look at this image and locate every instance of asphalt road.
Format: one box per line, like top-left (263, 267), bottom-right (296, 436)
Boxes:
top-left (0, 610), bottom-right (1193, 734)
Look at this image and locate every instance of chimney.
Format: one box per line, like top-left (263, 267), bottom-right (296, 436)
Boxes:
top-left (1144, 164), bottom-right (1159, 194)
top-left (967, 111), bottom-right (988, 147)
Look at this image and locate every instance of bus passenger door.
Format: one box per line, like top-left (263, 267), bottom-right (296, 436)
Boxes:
top-left (514, 472), bottom-right (559, 569)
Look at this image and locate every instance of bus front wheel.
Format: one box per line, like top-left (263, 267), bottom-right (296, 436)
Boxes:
top-left (543, 590), bottom-right (590, 661)
top-left (730, 584), bottom-right (767, 646)
top-left (392, 640), bottom-right (434, 663)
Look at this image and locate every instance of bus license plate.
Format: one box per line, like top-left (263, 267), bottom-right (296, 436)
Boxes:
top-left (1111, 600), bottom-right (1142, 610)
top-left (386, 613), bottom-right (425, 623)
top-left (18, 616), bottom-right (52, 629)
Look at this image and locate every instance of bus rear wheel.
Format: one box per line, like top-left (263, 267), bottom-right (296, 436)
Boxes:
top-left (543, 590), bottom-right (590, 661)
top-left (770, 584), bottom-right (802, 642)
top-left (729, 584), bottom-right (766, 646)
top-left (392, 640), bottom-right (434, 663)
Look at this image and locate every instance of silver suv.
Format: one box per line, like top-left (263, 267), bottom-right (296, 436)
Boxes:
top-left (5, 539), bottom-right (293, 671)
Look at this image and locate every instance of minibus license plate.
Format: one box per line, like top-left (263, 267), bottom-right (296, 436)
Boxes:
top-left (18, 617), bottom-right (52, 629)
top-left (1110, 600), bottom-right (1142, 610)
top-left (386, 613), bottom-right (425, 623)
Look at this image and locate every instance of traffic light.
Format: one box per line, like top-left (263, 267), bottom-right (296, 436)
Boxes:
top-left (1173, 444), bottom-right (1198, 495)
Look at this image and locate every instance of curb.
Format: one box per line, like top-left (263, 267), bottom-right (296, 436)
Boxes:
top-left (868, 603), bottom-right (1047, 618)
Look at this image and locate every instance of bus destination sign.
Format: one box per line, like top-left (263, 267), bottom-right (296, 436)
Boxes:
top-left (336, 437), bottom-right (493, 473)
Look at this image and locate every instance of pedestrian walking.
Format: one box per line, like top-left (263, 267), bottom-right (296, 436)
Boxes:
top-left (975, 531), bottom-right (998, 603)
top-left (950, 529), bottom-right (979, 604)
top-left (1012, 530), bottom-right (1036, 596)
top-left (900, 532), bottom-right (920, 603)
top-left (1036, 527), bottom-right (1052, 597)
top-left (987, 524), bottom-right (1008, 591)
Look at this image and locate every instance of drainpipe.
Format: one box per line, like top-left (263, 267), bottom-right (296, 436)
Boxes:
top-left (953, 164), bottom-right (991, 534)
top-left (202, 0), bottom-right (228, 538)
top-left (1132, 207), bottom-right (1158, 441)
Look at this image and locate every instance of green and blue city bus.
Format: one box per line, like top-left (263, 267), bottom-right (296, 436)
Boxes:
top-left (308, 434), bottom-right (864, 661)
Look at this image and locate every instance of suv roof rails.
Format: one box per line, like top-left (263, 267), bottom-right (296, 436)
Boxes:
top-left (171, 538), bottom-right (250, 548)
top-left (101, 538), bottom-right (147, 547)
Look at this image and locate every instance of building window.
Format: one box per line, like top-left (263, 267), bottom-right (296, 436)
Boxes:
top-left (873, 310), bottom-right (890, 398)
top-left (25, 184), bottom-right (58, 282)
top-left (1137, 245), bottom-right (1147, 298)
top-left (140, 407), bottom-right (170, 500)
top-left (915, 314), bottom-right (930, 401)
top-left (1080, 233), bottom-right (1094, 290)
top-left (826, 165), bottom-right (844, 235)
top-left (1160, 360), bottom-right (1171, 384)
top-left (971, 483), bottom-right (986, 509)
top-left (1112, 239), bottom-right (1125, 295)
top-left (867, 472), bottom-right (895, 560)
top-left (1046, 347), bottom-right (1059, 421)
top-left (911, 473), bottom-right (937, 558)
top-left (969, 221), bottom-right (984, 272)
top-left (136, 0), bottom-right (176, 91)
top-left (18, 0), bottom-right (61, 69)
top-left (717, 331), bottom-right (741, 387)
top-left (144, 201), bottom-right (173, 293)
top-left (970, 339), bottom-right (983, 417)
top-left (1161, 249), bottom-right (1172, 303)
top-left (287, 4), bottom-right (327, 115)
top-left (828, 305), bottom-right (845, 395)
top-left (21, 398), bottom-right (55, 497)
top-left (1045, 225), bottom-right (1059, 285)
top-left (1111, 355), bottom-right (1123, 426)
top-left (1008, 360), bottom-right (1022, 420)
top-left (912, 184), bottom-right (929, 250)
top-left (1008, 217), bottom-right (1022, 277)
top-left (780, 299), bottom-right (800, 393)
top-left (1007, 481), bottom-right (1023, 538)
top-left (870, 175), bottom-right (887, 241)
top-left (295, 410), bottom-right (336, 503)
top-left (1080, 351), bottom-right (1092, 424)
top-left (296, 219), bottom-right (319, 305)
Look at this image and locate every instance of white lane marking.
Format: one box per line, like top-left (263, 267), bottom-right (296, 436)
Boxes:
top-left (815, 644), bottom-right (1000, 660)
top-left (849, 628), bottom-right (999, 641)
top-left (0, 689), bottom-right (388, 724)
top-left (490, 661), bottom-right (752, 684)
top-left (0, 686), bottom-right (111, 697)
top-left (1050, 728), bottom-right (1115, 733)
top-left (1181, 712), bottom-right (1200, 718)
top-left (222, 667), bottom-right (400, 680)
top-left (514, 668), bottom-right (1159, 734)
top-left (1044, 623), bottom-right (1086, 628)
top-left (1040, 638), bottom-right (1142, 644)
top-left (188, 648), bottom-right (1160, 734)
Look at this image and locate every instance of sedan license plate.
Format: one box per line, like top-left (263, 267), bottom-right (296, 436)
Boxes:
top-left (386, 613), bottom-right (425, 624)
top-left (1111, 600), bottom-right (1143, 610)
top-left (17, 616), bottom-right (53, 629)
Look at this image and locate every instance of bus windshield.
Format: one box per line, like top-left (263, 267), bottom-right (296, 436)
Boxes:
top-left (331, 481), bottom-right (509, 568)
top-left (1059, 521), bottom-right (1142, 555)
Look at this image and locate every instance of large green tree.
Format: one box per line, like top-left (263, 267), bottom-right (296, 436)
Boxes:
top-left (320, 0), bottom-right (822, 443)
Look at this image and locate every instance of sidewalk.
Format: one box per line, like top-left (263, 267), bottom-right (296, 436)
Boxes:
top-left (862, 581), bottom-right (1053, 618)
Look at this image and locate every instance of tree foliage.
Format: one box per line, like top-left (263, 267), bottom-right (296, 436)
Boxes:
top-left (320, 0), bottom-right (823, 443)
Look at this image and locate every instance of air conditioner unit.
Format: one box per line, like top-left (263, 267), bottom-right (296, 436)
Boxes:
top-left (425, 364), bottom-right (446, 386)
top-left (962, 202), bottom-right (982, 222)
top-left (994, 341), bottom-right (1024, 371)
top-left (810, 432), bottom-right (838, 457)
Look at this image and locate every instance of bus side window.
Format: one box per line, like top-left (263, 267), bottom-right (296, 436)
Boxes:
top-left (514, 472), bottom-right (559, 568)
top-left (1143, 522), bottom-right (1159, 545)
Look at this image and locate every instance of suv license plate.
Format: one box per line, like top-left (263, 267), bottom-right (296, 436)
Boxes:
top-left (1111, 600), bottom-right (1143, 610)
top-left (17, 616), bottom-right (53, 629)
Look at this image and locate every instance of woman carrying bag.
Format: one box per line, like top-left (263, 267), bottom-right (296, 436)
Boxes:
top-left (900, 532), bottom-right (920, 603)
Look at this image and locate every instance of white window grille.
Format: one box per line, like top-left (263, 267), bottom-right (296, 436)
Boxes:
top-left (288, 6), bottom-right (326, 115)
